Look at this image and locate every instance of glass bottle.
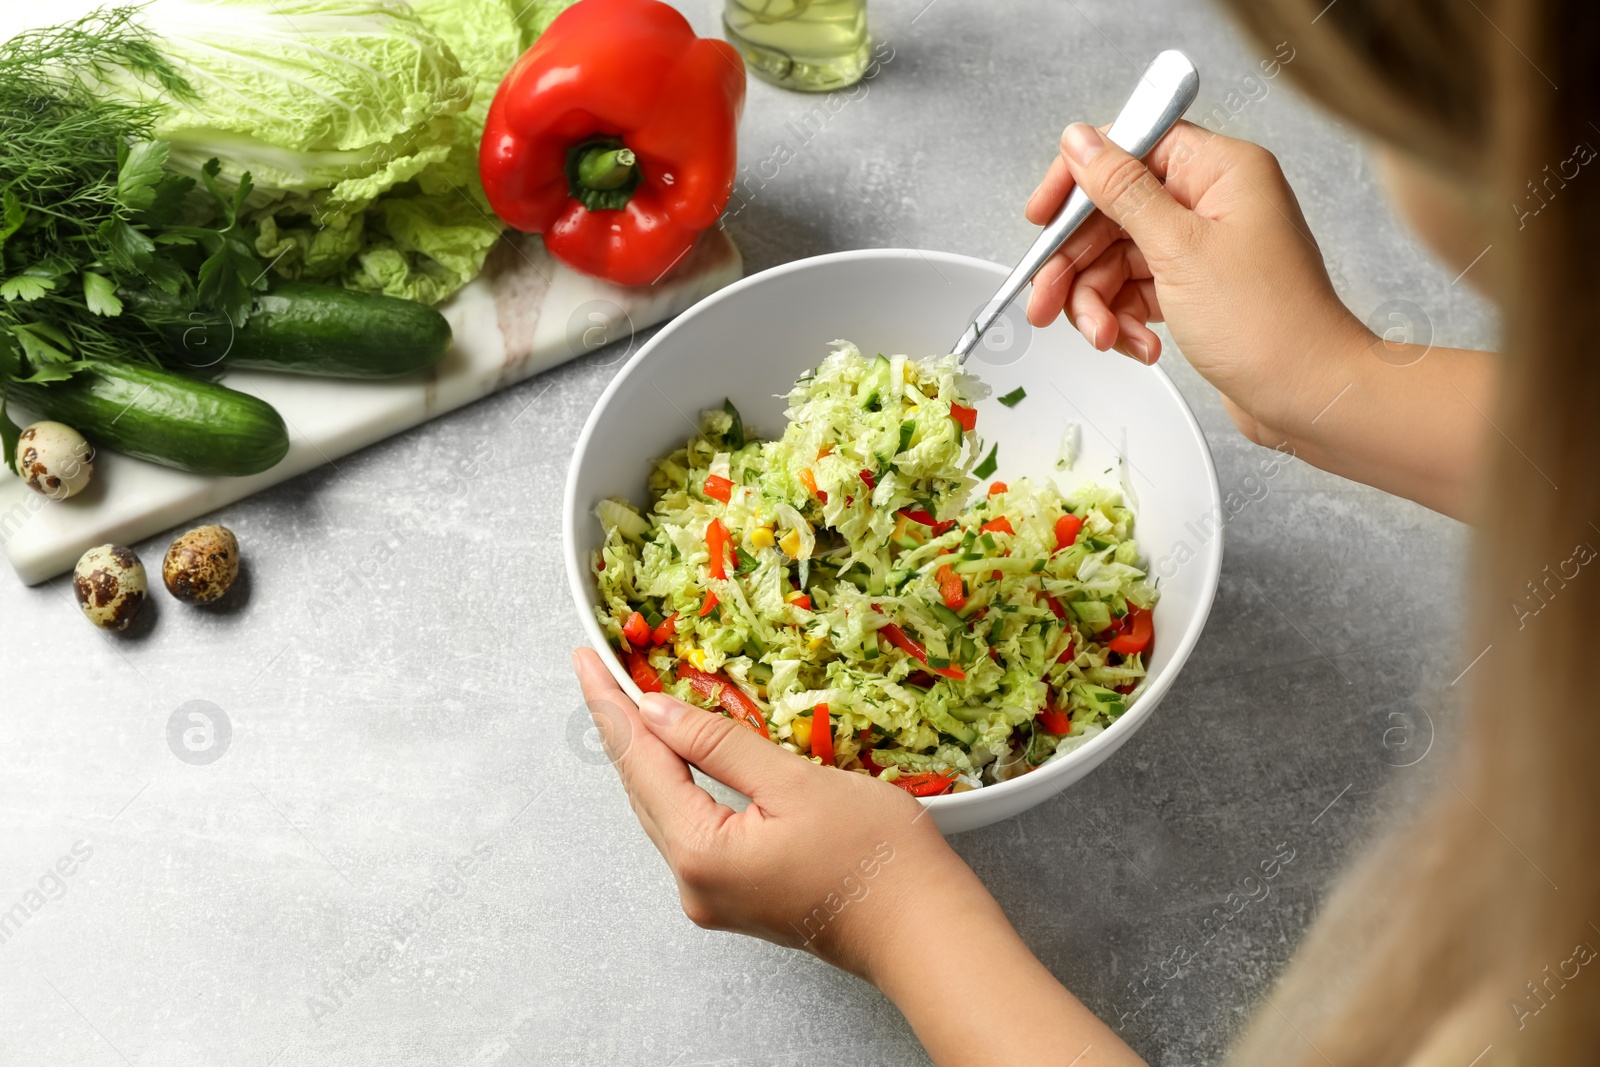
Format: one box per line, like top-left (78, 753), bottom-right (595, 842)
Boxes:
top-left (723, 0), bottom-right (871, 93)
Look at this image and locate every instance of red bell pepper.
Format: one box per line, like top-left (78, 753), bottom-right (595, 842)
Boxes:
top-left (980, 516), bottom-right (1014, 535)
top-left (949, 402), bottom-right (977, 432)
top-left (789, 593), bottom-right (813, 611)
top-left (703, 474), bottom-right (734, 503)
top-left (706, 518), bottom-right (731, 580)
top-left (699, 591), bottom-right (719, 616)
top-left (858, 727), bottom-right (881, 775)
top-left (652, 613), bottom-right (678, 645)
top-left (1108, 605), bottom-right (1154, 655)
top-left (1043, 594), bottom-right (1067, 620)
top-left (898, 508), bottom-right (956, 536)
top-left (811, 702), bottom-right (834, 766)
top-left (890, 770), bottom-right (957, 797)
top-left (626, 649), bottom-right (664, 693)
top-left (480, 0), bottom-right (746, 286)
top-left (678, 663), bottom-right (769, 738)
top-left (937, 564), bottom-right (966, 611)
top-left (1035, 705), bottom-right (1072, 734)
top-left (859, 469), bottom-right (876, 490)
top-left (622, 610), bottom-right (653, 647)
top-left (879, 622), bottom-right (965, 679)
top-left (987, 481), bottom-right (1007, 497)
top-left (1054, 513), bottom-right (1083, 550)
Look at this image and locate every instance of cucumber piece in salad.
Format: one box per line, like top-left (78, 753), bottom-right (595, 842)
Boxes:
top-left (593, 341), bottom-right (1158, 793)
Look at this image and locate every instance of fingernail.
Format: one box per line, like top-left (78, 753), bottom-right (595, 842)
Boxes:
top-left (640, 694), bottom-right (684, 729)
top-left (1128, 336), bottom-right (1151, 363)
top-left (1074, 314), bottom-right (1100, 349)
top-left (1062, 123), bottom-right (1104, 166)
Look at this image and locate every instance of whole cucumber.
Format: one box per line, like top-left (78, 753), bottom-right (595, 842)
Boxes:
top-left (127, 282), bottom-right (452, 379)
top-left (9, 361), bottom-right (289, 476)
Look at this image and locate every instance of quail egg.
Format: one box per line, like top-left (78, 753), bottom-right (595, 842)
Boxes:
top-left (162, 524), bottom-right (240, 605)
top-left (72, 545), bottom-right (147, 631)
top-left (14, 421), bottom-right (93, 499)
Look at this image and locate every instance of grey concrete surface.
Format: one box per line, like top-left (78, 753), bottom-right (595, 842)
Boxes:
top-left (0, 2), bottom-right (1494, 1065)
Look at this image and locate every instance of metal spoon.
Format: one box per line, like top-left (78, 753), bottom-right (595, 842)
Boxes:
top-left (953, 50), bottom-right (1200, 363)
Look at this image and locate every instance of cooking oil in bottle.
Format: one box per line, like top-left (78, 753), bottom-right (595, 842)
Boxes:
top-left (723, 0), bottom-right (870, 92)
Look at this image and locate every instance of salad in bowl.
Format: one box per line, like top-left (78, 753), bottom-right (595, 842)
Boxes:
top-left (591, 342), bottom-right (1157, 794)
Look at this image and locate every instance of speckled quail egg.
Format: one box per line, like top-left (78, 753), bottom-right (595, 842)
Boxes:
top-left (162, 524), bottom-right (239, 605)
top-left (14, 421), bottom-right (93, 499)
top-left (72, 545), bottom-right (147, 631)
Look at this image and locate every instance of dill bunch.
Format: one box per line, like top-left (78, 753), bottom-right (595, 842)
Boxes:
top-left (0, 6), bottom-right (263, 373)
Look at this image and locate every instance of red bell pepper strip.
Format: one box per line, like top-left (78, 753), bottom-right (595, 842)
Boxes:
top-left (898, 507), bottom-right (957, 536)
top-left (1035, 706), bottom-right (1072, 734)
top-left (652, 613), bottom-right (678, 645)
top-left (677, 663), bottom-right (770, 738)
top-left (622, 610), bottom-right (653, 647)
top-left (1043, 594), bottom-right (1066, 620)
top-left (1054, 513), bottom-right (1084, 550)
top-left (878, 623), bottom-right (965, 679)
top-left (949, 402), bottom-right (977, 432)
top-left (480, 0), bottom-right (746, 287)
top-left (879, 622), bottom-right (926, 662)
top-left (699, 591), bottom-right (719, 616)
top-left (980, 516), bottom-right (1014, 535)
top-left (987, 481), bottom-right (1007, 497)
top-left (859, 469), bottom-right (876, 490)
top-left (703, 474), bottom-right (734, 503)
top-left (937, 564), bottom-right (966, 611)
top-left (626, 649), bottom-right (664, 693)
top-left (890, 770), bottom-right (958, 797)
top-left (858, 727), bottom-right (881, 775)
top-left (789, 593), bottom-right (813, 611)
top-left (1108, 606), bottom-right (1154, 654)
top-left (706, 518), bottom-right (731, 580)
top-left (811, 702), bottom-right (834, 766)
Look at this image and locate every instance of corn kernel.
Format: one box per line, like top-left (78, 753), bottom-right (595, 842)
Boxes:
top-left (687, 648), bottom-right (708, 670)
top-left (779, 529), bottom-right (802, 558)
top-left (749, 526), bottom-right (775, 549)
top-left (792, 716), bottom-right (814, 750)
top-left (807, 635), bottom-right (826, 652)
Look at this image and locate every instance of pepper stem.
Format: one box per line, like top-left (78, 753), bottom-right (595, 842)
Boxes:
top-left (576, 145), bottom-right (637, 191)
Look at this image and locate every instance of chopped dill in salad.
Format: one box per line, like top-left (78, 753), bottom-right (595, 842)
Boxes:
top-left (592, 342), bottom-right (1157, 795)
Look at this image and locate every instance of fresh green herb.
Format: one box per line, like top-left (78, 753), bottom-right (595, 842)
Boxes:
top-left (973, 443), bottom-right (999, 479)
top-left (0, 8), bottom-right (269, 464)
top-left (997, 386), bottom-right (1026, 408)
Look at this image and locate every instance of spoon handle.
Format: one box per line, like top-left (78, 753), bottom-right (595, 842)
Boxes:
top-left (953, 50), bottom-right (1200, 363)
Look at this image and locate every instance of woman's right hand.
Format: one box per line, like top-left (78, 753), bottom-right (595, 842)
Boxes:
top-left (1024, 120), bottom-right (1371, 450)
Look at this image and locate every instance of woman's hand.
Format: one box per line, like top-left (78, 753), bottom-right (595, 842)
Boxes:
top-left (1024, 120), bottom-right (1368, 448)
top-left (573, 648), bottom-right (1149, 1066)
top-left (1024, 120), bottom-right (1494, 521)
top-left (572, 646), bottom-right (966, 980)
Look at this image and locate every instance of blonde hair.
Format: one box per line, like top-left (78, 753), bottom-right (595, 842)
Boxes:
top-left (1216, 0), bottom-right (1600, 1063)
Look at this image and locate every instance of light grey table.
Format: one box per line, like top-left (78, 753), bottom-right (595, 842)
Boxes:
top-left (0, 2), bottom-right (1492, 1064)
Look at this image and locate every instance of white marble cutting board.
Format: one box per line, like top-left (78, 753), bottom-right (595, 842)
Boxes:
top-left (0, 230), bottom-right (742, 585)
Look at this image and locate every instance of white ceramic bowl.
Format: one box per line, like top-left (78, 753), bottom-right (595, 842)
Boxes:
top-left (564, 249), bottom-right (1221, 833)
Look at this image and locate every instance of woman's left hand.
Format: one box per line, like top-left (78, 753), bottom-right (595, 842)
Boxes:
top-left (572, 647), bottom-right (967, 983)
